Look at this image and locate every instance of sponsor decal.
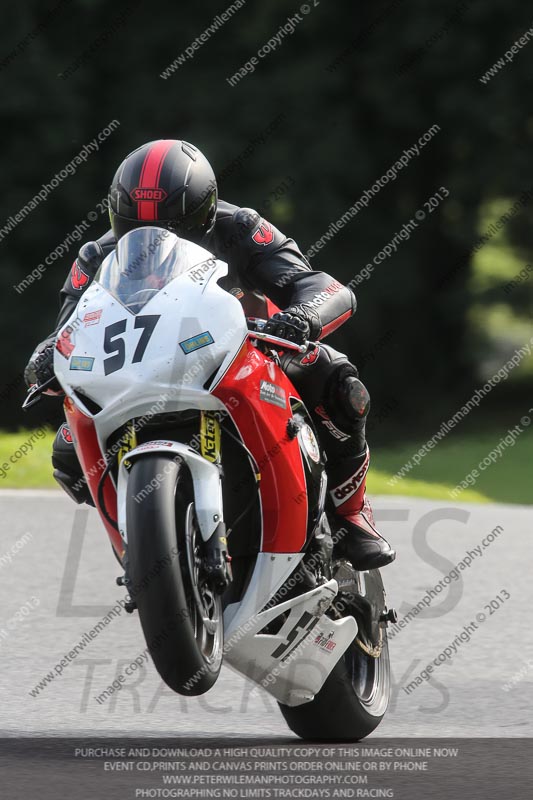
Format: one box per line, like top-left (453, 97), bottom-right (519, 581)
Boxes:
top-left (300, 345), bottom-right (320, 365)
top-left (56, 327), bottom-right (75, 359)
top-left (179, 331), bottom-right (214, 354)
top-left (200, 412), bottom-right (221, 464)
top-left (59, 424), bottom-right (73, 444)
top-left (188, 259), bottom-right (217, 283)
top-left (83, 309), bottom-right (102, 327)
top-left (117, 422), bottom-right (137, 465)
top-left (271, 610), bottom-right (320, 661)
top-left (306, 280), bottom-right (344, 309)
top-left (315, 403), bottom-right (350, 442)
top-left (70, 260), bottom-right (90, 291)
top-left (300, 423), bottom-right (321, 463)
top-left (330, 449), bottom-right (370, 507)
top-left (135, 440), bottom-right (174, 451)
top-left (313, 631), bottom-right (337, 653)
top-left (259, 379), bottom-right (286, 409)
top-left (70, 356), bottom-right (95, 371)
top-left (252, 219), bottom-right (274, 246)
top-left (130, 187), bottom-right (168, 202)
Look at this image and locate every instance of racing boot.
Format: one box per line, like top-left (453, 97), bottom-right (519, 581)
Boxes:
top-left (52, 423), bottom-right (94, 506)
top-left (329, 446), bottom-right (395, 570)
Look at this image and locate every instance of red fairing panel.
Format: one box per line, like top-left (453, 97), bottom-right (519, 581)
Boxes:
top-left (265, 297), bottom-right (281, 317)
top-left (213, 340), bottom-right (308, 554)
top-left (63, 397), bottom-right (123, 559)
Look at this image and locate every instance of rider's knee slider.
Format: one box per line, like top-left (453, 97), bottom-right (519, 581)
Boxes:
top-left (325, 367), bottom-right (370, 433)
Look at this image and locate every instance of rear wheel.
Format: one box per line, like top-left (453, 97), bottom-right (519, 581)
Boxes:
top-left (278, 569), bottom-right (390, 740)
top-left (126, 454), bottom-right (223, 695)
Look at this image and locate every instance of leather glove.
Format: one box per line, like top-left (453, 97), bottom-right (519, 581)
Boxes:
top-left (264, 312), bottom-right (310, 345)
top-left (24, 336), bottom-right (61, 393)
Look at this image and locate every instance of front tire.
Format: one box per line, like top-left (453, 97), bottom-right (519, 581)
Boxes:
top-left (126, 454), bottom-right (223, 695)
top-left (278, 569), bottom-right (390, 740)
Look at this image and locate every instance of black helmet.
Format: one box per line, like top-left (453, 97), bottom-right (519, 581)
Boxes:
top-left (108, 139), bottom-right (217, 243)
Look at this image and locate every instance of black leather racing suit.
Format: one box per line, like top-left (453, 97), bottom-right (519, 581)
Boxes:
top-left (50, 201), bottom-right (371, 515)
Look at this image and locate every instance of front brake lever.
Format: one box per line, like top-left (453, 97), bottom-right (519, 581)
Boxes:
top-left (22, 376), bottom-right (60, 410)
top-left (247, 330), bottom-right (308, 354)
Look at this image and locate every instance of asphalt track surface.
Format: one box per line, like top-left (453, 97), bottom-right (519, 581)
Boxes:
top-left (0, 490), bottom-right (532, 739)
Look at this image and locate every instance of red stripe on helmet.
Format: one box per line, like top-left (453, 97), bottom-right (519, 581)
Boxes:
top-left (137, 140), bottom-right (175, 221)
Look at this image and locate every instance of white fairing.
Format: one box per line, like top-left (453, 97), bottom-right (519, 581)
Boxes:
top-left (116, 441), bottom-right (223, 543)
top-left (54, 230), bottom-right (248, 447)
top-left (53, 228), bottom-right (356, 707)
top-left (224, 578), bottom-right (358, 706)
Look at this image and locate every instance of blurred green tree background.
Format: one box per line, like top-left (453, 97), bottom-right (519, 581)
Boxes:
top-left (1, 0), bottom-right (532, 445)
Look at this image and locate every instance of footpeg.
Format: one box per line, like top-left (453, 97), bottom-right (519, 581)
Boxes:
top-left (124, 599), bottom-right (137, 614)
top-left (380, 607), bottom-right (398, 624)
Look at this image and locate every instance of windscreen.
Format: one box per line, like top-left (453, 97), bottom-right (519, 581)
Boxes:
top-left (96, 227), bottom-right (214, 313)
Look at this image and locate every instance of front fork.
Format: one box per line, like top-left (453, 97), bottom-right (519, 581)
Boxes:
top-left (116, 413), bottom-right (232, 607)
top-left (199, 411), bottom-right (232, 593)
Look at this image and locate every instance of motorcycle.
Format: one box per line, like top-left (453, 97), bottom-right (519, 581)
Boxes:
top-left (24, 226), bottom-right (396, 740)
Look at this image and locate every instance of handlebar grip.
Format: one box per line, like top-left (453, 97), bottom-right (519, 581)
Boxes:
top-left (247, 329), bottom-right (308, 354)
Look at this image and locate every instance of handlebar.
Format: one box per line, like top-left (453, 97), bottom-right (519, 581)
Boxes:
top-left (246, 318), bottom-right (308, 354)
top-left (21, 376), bottom-right (61, 410)
top-left (22, 319), bottom-right (309, 411)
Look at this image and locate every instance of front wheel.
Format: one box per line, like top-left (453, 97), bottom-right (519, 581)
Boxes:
top-left (278, 569), bottom-right (390, 740)
top-left (126, 454), bottom-right (223, 695)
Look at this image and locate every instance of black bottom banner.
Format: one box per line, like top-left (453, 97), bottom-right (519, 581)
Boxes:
top-left (0, 738), bottom-right (529, 800)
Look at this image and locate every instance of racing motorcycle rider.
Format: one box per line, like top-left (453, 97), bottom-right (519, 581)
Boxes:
top-left (24, 139), bottom-right (395, 571)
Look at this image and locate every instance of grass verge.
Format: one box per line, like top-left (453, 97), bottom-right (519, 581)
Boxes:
top-left (0, 428), bottom-right (530, 505)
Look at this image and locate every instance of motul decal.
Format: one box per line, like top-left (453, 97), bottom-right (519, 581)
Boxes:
top-left (130, 187), bottom-right (168, 202)
top-left (252, 219), bottom-right (274, 246)
top-left (330, 449), bottom-right (370, 507)
top-left (60, 424), bottom-right (73, 444)
top-left (70, 260), bottom-right (89, 291)
top-left (300, 345), bottom-right (319, 365)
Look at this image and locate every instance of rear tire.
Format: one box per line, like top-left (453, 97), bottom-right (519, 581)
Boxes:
top-left (278, 569), bottom-right (390, 740)
top-left (126, 454), bottom-right (223, 695)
